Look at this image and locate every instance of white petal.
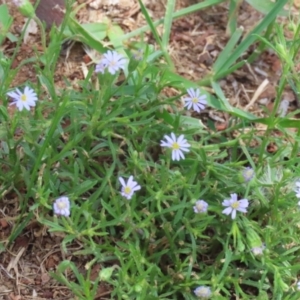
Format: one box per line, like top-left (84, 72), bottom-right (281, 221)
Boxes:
top-left (180, 143), bottom-right (191, 150)
top-left (24, 86), bottom-right (31, 94)
top-left (160, 140), bottom-right (170, 147)
top-left (196, 103), bottom-right (205, 110)
top-left (108, 66), bottom-right (117, 75)
top-left (17, 102), bottom-right (27, 111)
top-left (193, 104), bottom-right (200, 113)
top-left (222, 200), bottom-right (231, 206)
top-left (170, 132), bottom-right (177, 143)
top-left (184, 96), bottom-right (192, 102)
top-left (238, 199), bottom-right (249, 208)
top-left (179, 147), bottom-right (190, 153)
top-left (171, 150), bottom-right (176, 161)
top-left (199, 95), bottom-right (207, 102)
top-left (127, 176), bottom-right (134, 186)
top-left (126, 193), bottom-right (133, 200)
top-left (131, 184), bottom-right (141, 192)
top-left (177, 149), bottom-right (185, 160)
top-left (165, 134), bottom-right (175, 145)
top-left (230, 194), bottom-right (238, 201)
top-left (184, 101), bottom-right (193, 110)
top-left (118, 177), bottom-right (126, 187)
top-left (177, 134), bottom-right (185, 144)
top-left (178, 140), bottom-right (190, 149)
top-left (15, 88), bottom-right (22, 96)
top-left (194, 89), bottom-right (200, 97)
top-left (7, 91), bottom-right (20, 99)
top-left (231, 209), bottom-right (237, 219)
top-left (187, 88), bottom-right (195, 97)
top-left (222, 207), bottom-right (232, 215)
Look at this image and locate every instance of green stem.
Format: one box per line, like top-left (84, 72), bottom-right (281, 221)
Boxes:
top-left (34, 15), bottom-right (47, 52)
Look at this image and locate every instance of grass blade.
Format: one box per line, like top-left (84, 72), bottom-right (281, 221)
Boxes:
top-left (213, 0), bottom-right (289, 77)
top-left (162, 0), bottom-right (176, 49)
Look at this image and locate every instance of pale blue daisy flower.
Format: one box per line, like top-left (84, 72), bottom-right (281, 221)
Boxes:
top-left (53, 196), bottom-right (70, 217)
top-left (95, 50), bottom-right (126, 75)
top-left (160, 133), bottom-right (191, 161)
top-left (119, 176), bottom-right (141, 200)
top-left (193, 200), bottom-right (208, 213)
top-left (194, 286), bottom-right (212, 299)
top-left (251, 243), bottom-right (266, 256)
top-left (295, 181), bottom-right (300, 198)
top-left (222, 193), bottom-right (249, 219)
top-left (243, 167), bottom-right (255, 182)
top-left (297, 281), bottom-right (300, 291)
top-left (183, 88), bottom-right (207, 113)
top-left (7, 86), bottom-right (38, 111)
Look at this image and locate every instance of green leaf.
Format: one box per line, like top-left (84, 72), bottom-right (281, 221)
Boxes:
top-left (73, 179), bottom-right (98, 196)
top-left (226, 0), bottom-right (243, 36)
top-left (162, 0), bottom-right (176, 49)
top-left (277, 118), bottom-right (300, 128)
top-left (107, 24), bottom-right (125, 49)
top-left (0, 242), bottom-right (5, 254)
top-left (120, 0), bottom-right (225, 42)
top-left (245, 0), bottom-right (288, 16)
top-left (212, 0), bottom-right (289, 79)
top-left (9, 212), bottom-right (33, 245)
top-left (66, 18), bottom-right (107, 53)
top-left (156, 110), bottom-right (206, 130)
top-left (0, 4), bottom-right (13, 45)
top-left (213, 27), bottom-right (243, 73)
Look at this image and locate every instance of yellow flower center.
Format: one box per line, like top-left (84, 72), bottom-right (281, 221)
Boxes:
top-left (244, 169), bottom-right (254, 178)
top-left (171, 142), bottom-right (180, 150)
top-left (231, 201), bottom-right (239, 209)
top-left (195, 287), bottom-right (209, 297)
top-left (110, 60), bottom-right (117, 67)
top-left (196, 203), bottom-right (204, 211)
top-left (124, 186), bottom-right (131, 195)
top-left (57, 202), bottom-right (67, 209)
top-left (192, 97), bottom-right (198, 103)
top-left (20, 94), bottom-right (27, 101)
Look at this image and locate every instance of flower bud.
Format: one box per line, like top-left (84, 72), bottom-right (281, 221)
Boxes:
top-left (12, 0), bottom-right (35, 18)
top-left (99, 267), bottom-right (114, 281)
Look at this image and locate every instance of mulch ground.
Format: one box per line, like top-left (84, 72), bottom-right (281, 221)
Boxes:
top-left (0, 0), bottom-right (299, 299)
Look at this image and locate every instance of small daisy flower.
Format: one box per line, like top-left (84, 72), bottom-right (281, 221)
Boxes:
top-left (160, 133), bottom-right (191, 161)
top-left (119, 176), bottom-right (141, 200)
top-left (7, 86), bottom-right (38, 111)
top-left (295, 181), bottom-right (300, 198)
top-left (251, 244), bottom-right (266, 256)
top-left (297, 281), bottom-right (300, 291)
top-left (243, 167), bottom-right (255, 182)
top-left (53, 196), bottom-right (70, 217)
top-left (183, 88), bottom-right (207, 113)
top-left (222, 193), bottom-right (249, 219)
top-left (194, 286), bottom-right (212, 299)
top-left (95, 50), bottom-right (126, 75)
top-left (193, 200), bottom-right (208, 214)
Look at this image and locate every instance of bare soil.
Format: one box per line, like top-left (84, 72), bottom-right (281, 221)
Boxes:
top-left (0, 0), bottom-right (299, 299)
